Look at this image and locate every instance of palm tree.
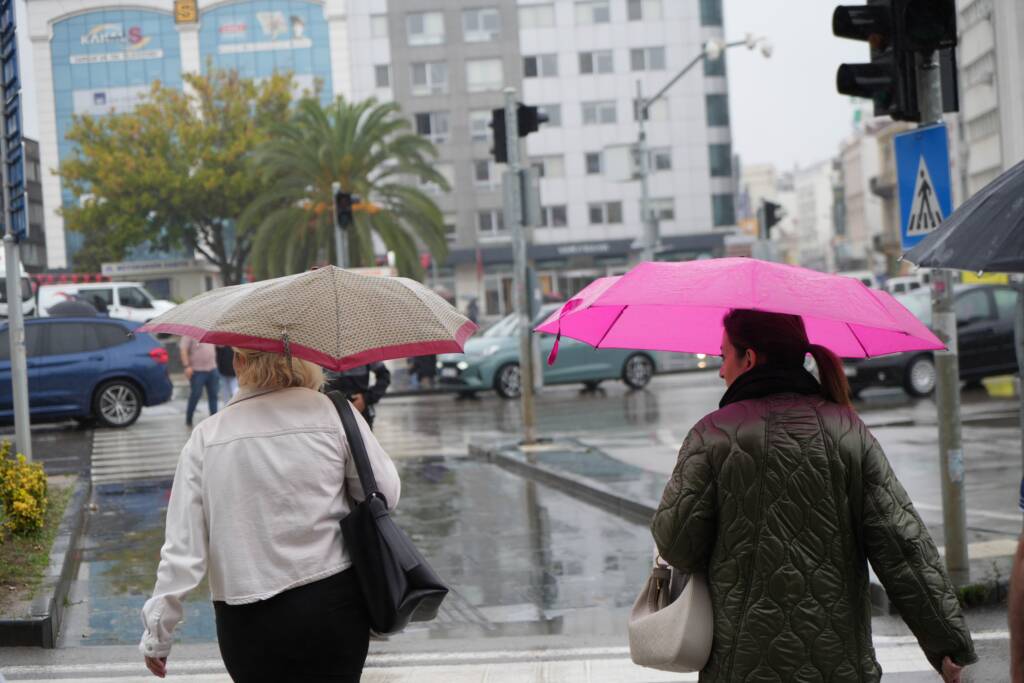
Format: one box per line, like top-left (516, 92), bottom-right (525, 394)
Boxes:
top-left (244, 97), bottom-right (450, 279)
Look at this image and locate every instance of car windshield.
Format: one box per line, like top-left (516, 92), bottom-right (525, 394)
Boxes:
top-left (480, 304), bottom-right (562, 338)
top-left (895, 289), bottom-right (932, 325)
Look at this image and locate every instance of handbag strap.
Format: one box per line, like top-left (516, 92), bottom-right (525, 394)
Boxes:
top-left (326, 390), bottom-right (385, 505)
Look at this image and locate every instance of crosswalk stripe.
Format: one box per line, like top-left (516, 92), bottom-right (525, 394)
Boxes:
top-left (90, 415), bottom-right (189, 486)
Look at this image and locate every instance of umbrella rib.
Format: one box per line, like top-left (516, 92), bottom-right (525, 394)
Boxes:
top-left (592, 306), bottom-right (628, 349)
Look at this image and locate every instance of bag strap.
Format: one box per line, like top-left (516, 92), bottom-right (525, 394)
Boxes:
top-left (326, 390), bottom-right (384, 505)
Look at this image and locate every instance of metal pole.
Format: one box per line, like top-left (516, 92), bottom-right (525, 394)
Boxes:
top-left (3, 236), bottom-right (30, 460)
top-left (919, 50), bottom-right (967, 584)
top-left (636, 80), bottom-right (656, 263)
top-left (331, 181), bottom-right (348, 268)
top-left (503, 88), bottom-right (536, 444)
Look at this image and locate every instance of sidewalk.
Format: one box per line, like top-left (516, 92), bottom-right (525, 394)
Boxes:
top-left (470, 401), bottom-right (1022, 612)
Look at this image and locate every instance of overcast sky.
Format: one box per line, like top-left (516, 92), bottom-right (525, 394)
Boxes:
top-left (18, 0), bottom-right (871, 172)
top-left (723, 0), bottom-right (871, 171)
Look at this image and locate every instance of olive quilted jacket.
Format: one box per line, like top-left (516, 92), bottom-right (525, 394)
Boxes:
top-left (651, 393), bottom-right (977, 682)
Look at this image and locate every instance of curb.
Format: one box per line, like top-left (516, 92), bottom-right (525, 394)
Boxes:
top-left (469, 442), bottom-right (1007, 614)
top-left (0, 476), bottom-right (91, 648)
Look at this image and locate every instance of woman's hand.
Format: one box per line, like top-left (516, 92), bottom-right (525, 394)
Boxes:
top-left (144, 656), bottom-right (167, 678)
top-left (941, 656), bottom-right (963, 683)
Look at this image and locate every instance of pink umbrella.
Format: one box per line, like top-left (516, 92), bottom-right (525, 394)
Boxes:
top-left (535, 259), bottom-right (944, 363)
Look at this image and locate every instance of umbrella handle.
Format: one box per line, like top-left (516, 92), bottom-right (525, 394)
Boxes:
top-left (547, 330), bottom-right (561, 366)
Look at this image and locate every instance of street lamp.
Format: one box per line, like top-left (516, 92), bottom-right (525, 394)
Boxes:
top-left (634, 34), bottom-right (772, 262)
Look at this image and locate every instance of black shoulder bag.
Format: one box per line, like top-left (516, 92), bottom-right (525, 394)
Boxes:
top-left (327, 391), bottom-right (448, 634)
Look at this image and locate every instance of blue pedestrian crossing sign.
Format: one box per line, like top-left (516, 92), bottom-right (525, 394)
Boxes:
top-left (894, 123), bottom-right (953, 250)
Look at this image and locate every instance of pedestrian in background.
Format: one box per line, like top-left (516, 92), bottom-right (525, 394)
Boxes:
top-left (140, 348), bottom-right (400, 681)
top-left (216, 345), bottom-right (238, 403)
top-left (465, 297), bottom-right (479, 325)
top-left (651, 309), bottom-right (975, 682)
top-left (180, 335), bottom-right (219, 428)
top-left (413, 355), bottom-right (437, 390)
top-left (324, 361), bottom-right (391, 430)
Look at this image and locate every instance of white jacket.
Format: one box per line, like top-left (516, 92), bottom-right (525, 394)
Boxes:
top-left (139, 386), bottom-right (400, 659)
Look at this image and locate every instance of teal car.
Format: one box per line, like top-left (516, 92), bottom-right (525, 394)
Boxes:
top-left (437, 304), bottom-right (657, 399)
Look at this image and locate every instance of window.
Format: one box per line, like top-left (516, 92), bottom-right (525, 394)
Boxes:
top-left (699, 0), bottom-right (723, 26)
top-left (0, 324), bottom-right (45, 360)
top-left (470, 109), bottom-right (492, 142)
top-left (540, 205), bottom-right (568, 228)
top-left (582, 101), bottom-right (617, 125)
top-left (650, 148), bottom-right (672, 171)
top-left (94, 323), bottom-right (130, 349)
top-left (29, 202), bottom-right (44, 225)
top-left (415, 112), bottom-right (450, 144)
top-left (995, 288), bottom-right (1019, 321)
top-left (474, 159), bottom-right (497, 187)
top-left (407, 12), bottom-right (445, 46)
top-left (82, 288), bottom-right (114, 312)
top-left (519, 4), bottom-right (555, 28)
top-left (466, 59), bottom-right (504, 93)
top-left (417, 163), bottom-right (453, 195)
top-left (954, 289), bottom-right (993, 322)
top-left (708, 144), bottom-right (732, 177)
top-left (523, 54), bottom-right (558, 78)
top-left (45, 323), bottom-right (99, 356)
top-left (712, 193), bottom-right (735, 226)
top-left (537, 104), bottom-right (561, 127)
top-left (704, 53), bottom-right (726, 76)
top-left (579, 50), bottom-right (614, 74)
top-left (576, 0), bottom-right (611, 24)
top-left (706, 93), bottom-right (730, 126)
top-left (631, 47), bottom-right (666, 71)
top-left (443, 218), bottom-right (457, 243)
top-left (463, 7), bottom-right (501, 42)
top-left (588, 201), bottom-right (622, 224)
top-left (410, 61), bottom-right (449, 95)
top-left (374, 65), bottom-right (390, 88)
top-left (585, 152), bottom-right (603, 175)
top-left (627, 0), bottom-right (663, 20)
top-left (119, 287), bottom-right (153, 309)
top-left (478, 209), bottom-right (506, 235)
top-left (648, 198), bottom-right (675, 221)
top-left (530, 155), bottom-right (565, 178)
top-left (25, 160), bottom-right (39, 182)
top-left (370, 14), bottom-right (389, 38)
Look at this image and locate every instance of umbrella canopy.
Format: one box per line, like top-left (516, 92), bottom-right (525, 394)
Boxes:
top-left (47, 299), bottom-right (99, 317)
top-left (139, 266), bottom-right (477, 371)
top-left (904, 158), bottom-right (1024, 272)
top-left (536, 259), bottom-right (943, 361)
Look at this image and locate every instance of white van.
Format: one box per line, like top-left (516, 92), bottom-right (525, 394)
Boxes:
top-left (0, 251), bottom-right (35, 318)
top-left (37, 282), bottom-right (174, 323)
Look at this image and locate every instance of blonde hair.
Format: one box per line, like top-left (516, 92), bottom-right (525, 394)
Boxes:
top-left (234, 348), bottom-right (324, 391)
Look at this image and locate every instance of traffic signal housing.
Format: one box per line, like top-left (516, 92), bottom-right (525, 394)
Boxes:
top-left (490, 103), bottom-right (550, 163)
top-left (334, 189), bottom-right (355, 228)
top-left (761, 200), bottom-right (784, 240)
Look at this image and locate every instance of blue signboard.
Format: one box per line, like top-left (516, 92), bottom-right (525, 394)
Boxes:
top-left (894, 123), bottom-right (953, 251)
top-left (1, 0), bottom-right (23, 239)
top-left (198, 0), bottom-right (333, 103)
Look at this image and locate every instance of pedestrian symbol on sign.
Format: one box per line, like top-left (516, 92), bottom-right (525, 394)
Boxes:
top-left (906, 157), bottom-right (944, 236)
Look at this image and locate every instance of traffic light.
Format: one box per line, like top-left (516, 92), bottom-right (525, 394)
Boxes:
top-left (833, 0), bottom-right (958, 122)
top-left (490, 103), bottom-right (550, 163)
top-left (761, 200), bottom-right (783, 240)
top-left (334, 189), bottom-right (355, 229)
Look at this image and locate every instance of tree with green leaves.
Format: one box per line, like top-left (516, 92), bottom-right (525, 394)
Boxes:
top-left (244, 97), bottom-right (450, 279)
top-left (58, 68), bottom-right (295, 284)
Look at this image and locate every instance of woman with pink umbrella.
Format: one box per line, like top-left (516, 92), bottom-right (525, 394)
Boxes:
top-left (540, 259), bottom-right (976, 682)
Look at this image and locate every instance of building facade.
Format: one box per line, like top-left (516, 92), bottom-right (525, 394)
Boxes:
top-left (23, 138), bottom-right (48, 272)
top-left (956, 0), bottom-right (1024, 196)
top-left (28, 0), bottom-right (733, 317)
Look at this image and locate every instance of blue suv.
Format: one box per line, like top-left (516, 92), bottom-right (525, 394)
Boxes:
top-left (0, 317), bottom-right (173, 428)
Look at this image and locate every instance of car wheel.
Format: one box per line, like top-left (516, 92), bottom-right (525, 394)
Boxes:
top-left (93, 380), bottom-right (143, 428)
top-left (622, 354), bottom-right (654, 390)
top-left (494, 363), bottom-right (521, 399)
top-left (903, 355), bottom-right (936, 397)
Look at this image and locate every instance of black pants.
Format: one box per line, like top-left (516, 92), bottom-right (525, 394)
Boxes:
top-left (214, 570), bottom-right (370, 683)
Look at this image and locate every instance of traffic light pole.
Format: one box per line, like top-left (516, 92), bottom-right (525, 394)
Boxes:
top-left (332, 181), bottom-right (349, 269)
top-left (502, 88), bottom-right (536, 444)
top-left (920, 50), bottom-right (968, 585)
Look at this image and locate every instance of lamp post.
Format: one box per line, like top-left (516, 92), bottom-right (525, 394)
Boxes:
top-left (635, 35), bottom-right (772, 262)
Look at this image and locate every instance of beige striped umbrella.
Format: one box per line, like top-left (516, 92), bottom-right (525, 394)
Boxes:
top-left (138, 267), bottom-right (477, 370)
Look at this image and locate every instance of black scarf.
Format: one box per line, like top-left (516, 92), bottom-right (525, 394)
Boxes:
top-left (719, 364), bottom-right (823, 409)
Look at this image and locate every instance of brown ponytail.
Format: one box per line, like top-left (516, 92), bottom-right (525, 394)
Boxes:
top-left (723, 309), bottom-right (852, 406)
top-left (808, 343), bottom-right (852, 406)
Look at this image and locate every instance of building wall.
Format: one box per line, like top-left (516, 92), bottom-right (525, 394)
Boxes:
top-left (22, 139), bottom-right (48, 272)
top-left (793, 159), bottom-right (834, 272)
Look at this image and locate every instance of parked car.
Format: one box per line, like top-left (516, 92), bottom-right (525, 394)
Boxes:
top-left (37, 282), bottom-right (174, 323)
top-left (847, 284), bottom-right (1019, 397)
top-left (0, 317), bottom-right (173, 427)
top-left (438, 304), bottom-right (659, 399)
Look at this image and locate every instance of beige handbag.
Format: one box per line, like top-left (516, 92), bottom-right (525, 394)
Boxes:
top-left (627, 556), bottom-right (713, 673)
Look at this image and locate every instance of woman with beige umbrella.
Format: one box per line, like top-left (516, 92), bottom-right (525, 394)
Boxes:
top-left (135, 267), bottom-right (476, 681)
